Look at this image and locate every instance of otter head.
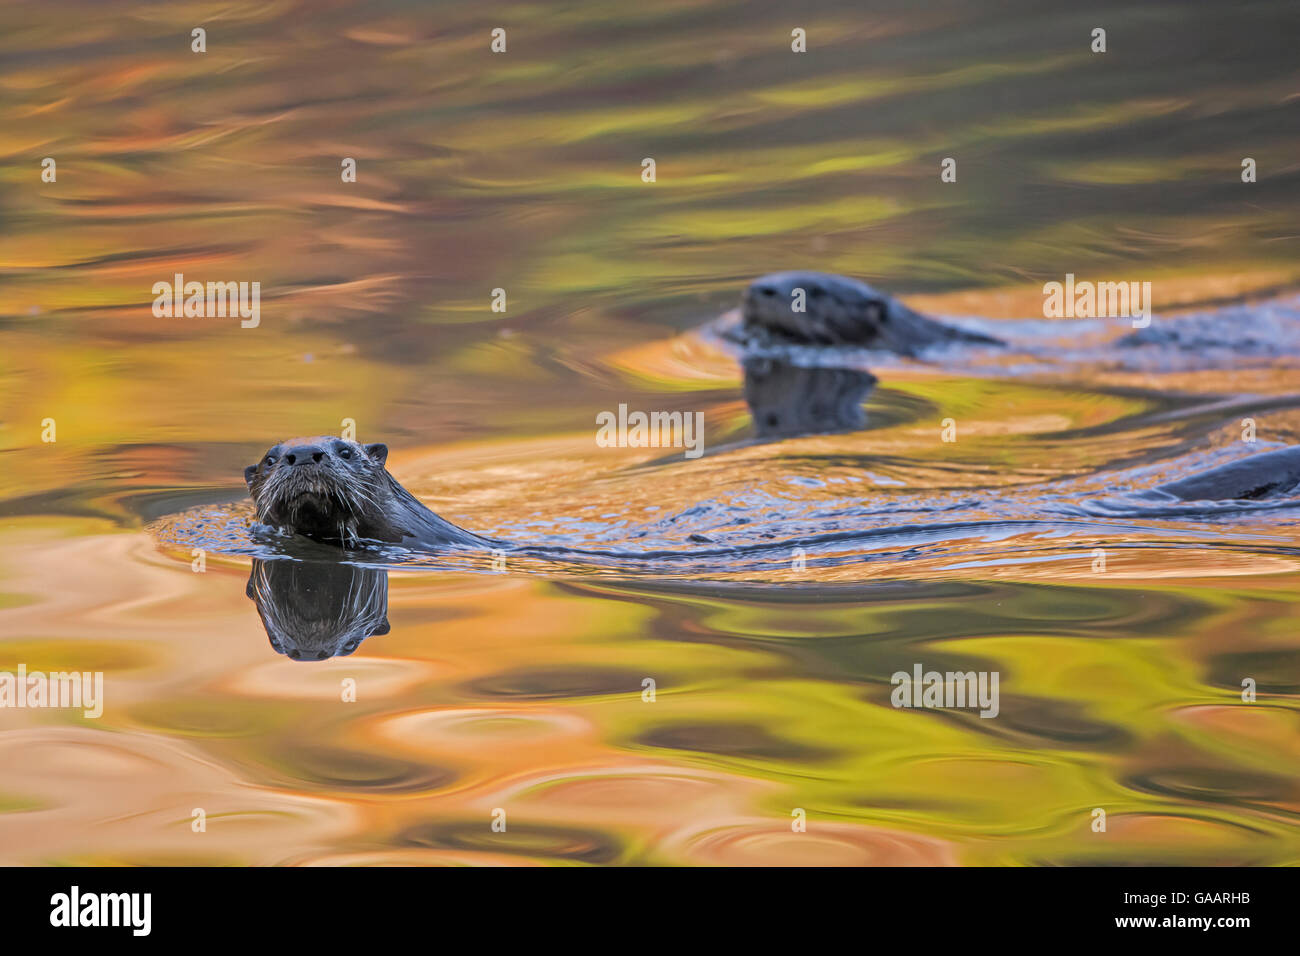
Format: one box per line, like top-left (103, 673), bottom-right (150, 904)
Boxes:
top-left (244, 436), bottom-right (390, 545)
top-left (742, 271), bottom-right (894, 346)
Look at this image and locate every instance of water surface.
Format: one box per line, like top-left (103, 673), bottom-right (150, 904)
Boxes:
top-left (2, 0), bottom-right (1300, 865)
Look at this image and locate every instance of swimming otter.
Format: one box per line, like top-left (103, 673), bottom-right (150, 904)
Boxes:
top-left (1155, 445), bottom-right (1300, 501)
top-left (737, 271), bottom-right (1003, 353)
top-left (244, 435), bottom-right (488, 549)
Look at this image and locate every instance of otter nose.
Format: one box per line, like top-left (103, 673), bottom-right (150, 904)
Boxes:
top-left (283, 445), bottom-right (326, 466)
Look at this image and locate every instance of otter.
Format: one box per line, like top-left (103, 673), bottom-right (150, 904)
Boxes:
top-left (731, 274), bottom-right (1300, 502)
top-left (244, 435), bottom-right (489, 549)
top-left (736, 271), bottom-right (1002, 353)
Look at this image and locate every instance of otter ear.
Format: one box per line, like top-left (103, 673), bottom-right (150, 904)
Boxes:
top-left (364, 443), bottom-right (388, 466)
top-left (244, 464), bottom-right (258, 488)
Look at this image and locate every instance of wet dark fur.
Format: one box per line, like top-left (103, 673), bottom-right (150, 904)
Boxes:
top-left (1155, 445), bottom-right (1300, 502)
top-left (244, 436), bottom-right (488, 549)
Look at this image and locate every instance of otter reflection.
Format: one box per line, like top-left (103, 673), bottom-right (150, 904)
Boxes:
top-left (246, 558), bottom-right (390, 661)
top-left (742, 357), bottom-right (877, 438)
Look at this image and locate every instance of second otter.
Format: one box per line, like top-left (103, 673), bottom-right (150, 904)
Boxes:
top-left (737, 271), bottom-right (1003, 353)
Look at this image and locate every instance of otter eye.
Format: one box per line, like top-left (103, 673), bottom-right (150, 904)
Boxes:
top-left (265, 455), bottom-right (276, 465)
top-left (338, 448), bottom-right (352, 459)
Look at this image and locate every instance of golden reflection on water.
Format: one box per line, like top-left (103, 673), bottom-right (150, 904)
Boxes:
top-left (3, 0), bottom-right (1300, 864)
